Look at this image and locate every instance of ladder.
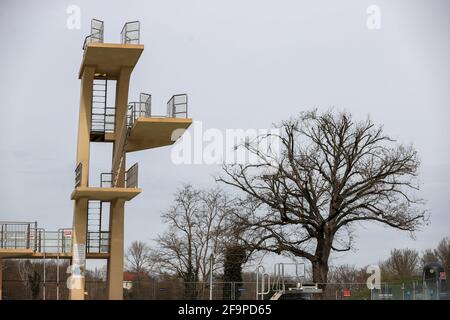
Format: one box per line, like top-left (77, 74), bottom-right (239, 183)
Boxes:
top-left (87, 200), bottom-right (103, 253)
top-left (87, 200), bottom-right (102, 231)
top-left (91, 79), bottom-right (115, 140)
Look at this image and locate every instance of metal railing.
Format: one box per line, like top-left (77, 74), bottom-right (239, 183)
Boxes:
top-left (75, 162), bottom-right (82, 187)
top-left (0, 222), bottom-right (72, 254)
top-left (0, 221), bottom-right (111, 255)
top-left (83, 19), bottom-right (104, 50)
top-left (0, 221), bottom-right (37, 250)
top-left (167, 94), bottom-right (188, 118)
top-left (100, 172), bottom-right (112, 188)
top-left (99, 163), bottom-right (138, 188)
top-left (87, 231), bottom-right (110, 253)
top-left (35, 229), bottom-right (73, 254)
top-left (126, 163), bottom-right (139, 188)
top-left (127, 93), bottom-right (152, 128)
top-left (121, 21), bottom-right (140, 44)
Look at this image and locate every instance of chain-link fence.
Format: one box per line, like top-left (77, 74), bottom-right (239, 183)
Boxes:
top-left (3, 278), bottom-right (449, 300)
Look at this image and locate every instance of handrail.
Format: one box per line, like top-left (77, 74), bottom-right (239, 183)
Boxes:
top-left (126, 163), bottom-right (138, 188)
top-left (82, 19), bottom-right (104, 50)
top-left (128, 93), bottom-right (151, 128)
top-left (121, 21), bottom-right (140, 44)
top-left (255, 265), bottom-right (270, 300)
top-left (167, 94), bottom-right (188, 118)
top-left (111, 114), bottom-right (129, 188)
top-left (75, 162), bottom-right (82, 187)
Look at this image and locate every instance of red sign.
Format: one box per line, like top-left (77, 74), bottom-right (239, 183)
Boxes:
top-left (440, 272), bottom-right (446, 280)
top-left (343, 290), bottom-right (351, 297)
top-left (64, 230), bottom-right (72, 238)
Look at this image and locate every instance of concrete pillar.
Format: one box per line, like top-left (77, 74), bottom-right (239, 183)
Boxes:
top-left (112, 67), bottom-right (132, 187)
top-left (69, 198), bottom-right (88, 300)
top-left (0, 257), bottom-right (3, 300)
top-left (107, 199), bottom-right (125, 300)
top-left (69, 66), bottom-right (95, 300)
top-left (76, 66), bottom-right (95, 187)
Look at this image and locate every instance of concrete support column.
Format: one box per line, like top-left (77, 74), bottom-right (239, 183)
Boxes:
top-left (0, 257), bottom-right (3, 300)
top-left (76, 65), bottom-right (95, 187)
top-left (69, 198), bottom-right (88, 300)
top-left (107, 199), bottom-right (125, 300)
top-left (112, 67), bottom-right (132, 188)
top-left (70, 66), bottom-right (95, 300)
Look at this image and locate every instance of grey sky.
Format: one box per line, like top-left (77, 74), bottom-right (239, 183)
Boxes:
top-left (0, 0), bottom-right (449, 268)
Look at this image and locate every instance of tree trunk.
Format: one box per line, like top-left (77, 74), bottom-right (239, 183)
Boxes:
top-left (312, 260), bottom-right (329, 284)
top-left (311, 238), bottom-right (332, 299)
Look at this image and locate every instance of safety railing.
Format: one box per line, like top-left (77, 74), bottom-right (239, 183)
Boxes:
top-left (126, 163), bottom-right (139, 188)
top-left (34, 229), bottom-right (73, 254)
top-left (127, 93), bottom-right (152, 128)
top-left (99, 163), bottom-right (138, 188)
top-left (0, 222), bottom-right (72, 254)
top-left (83, 19), bottom-right (104, 50)
top-left (100, 172), bottom-right (112, 188)
top-left (75, 162), bottom-right (82, 187)
top-left (167, 94), bottom-right (188, 118)
top-left (121, 21), bottom-right (140, 44)
top-left (0, 221), bottom-right (37, 250)
top-left (87, 231), bottom-right (110, 253)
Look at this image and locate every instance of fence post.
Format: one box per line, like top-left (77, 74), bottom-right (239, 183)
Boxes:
top-left (209, 254), bottom-right (214, 300)
top-left (26, 223), bottom-right (30, 249)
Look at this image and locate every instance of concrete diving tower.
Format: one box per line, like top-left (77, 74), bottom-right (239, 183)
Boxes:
top-left (70, 19), bottom-right (192, 300)
top-left (0, 19), bottom-right (191, 301)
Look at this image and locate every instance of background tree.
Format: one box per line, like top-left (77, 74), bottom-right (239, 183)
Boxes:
top-left (222, 244), bottom-right (247, 300)
top-left (219, 109), bottom-right (426, 288)
top-left (125, 241), bottom-right (154, 299)
top-left (328, 264), bottom-right (367, 284)
top-left (434, 237), bottom-right (450, 272)
top-left (421, 249), bottom-right (438, 266)
top-left (126, 240), bottom-right (154, 276)
top-left (381, 248), bottom-right (420, 279)
top-left (153, 185), bottom-right (232, 299)
top-left (28, 269), bottom-right (41, 300)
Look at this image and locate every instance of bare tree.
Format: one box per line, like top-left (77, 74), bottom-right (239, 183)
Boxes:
top-left (153, 184), bottom-right (232, 299)
top-left (218, 109), bottom-right (426, 287)
top-left (434, 237), bottom-right (450, 271)
top-left (126, 241), bottom-right (154, 276)
top-left (421, 249), bottom-right (438, 266)
top-left (328, 264), bottom-right (366, 284)
top-left (125, 241), bottom-right (154, 299)
top-left (381, 248), bottom-right (420, 278)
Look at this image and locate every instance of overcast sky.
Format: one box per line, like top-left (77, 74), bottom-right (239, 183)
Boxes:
top-left (0, 0), bottom-right (449, 269)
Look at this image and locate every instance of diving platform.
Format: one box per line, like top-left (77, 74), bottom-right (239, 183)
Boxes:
top-left (0, 249), bottom-right (109, 260)
top-left (71, 187), bottom-right (141, 201)
top-left (126, 117), bottom-right (192, 152)
top-left (79, 43), bottom-right (144, 80)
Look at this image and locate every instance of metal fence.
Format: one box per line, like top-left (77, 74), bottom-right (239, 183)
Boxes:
top-left (121, 21), bottom-right (140, 44)
top-left (2, 278), bottom-right (449, 300)
top-left (167, 94), bottom-right (188, 118)
top-left (83, 19), bottom-right (104, 50)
